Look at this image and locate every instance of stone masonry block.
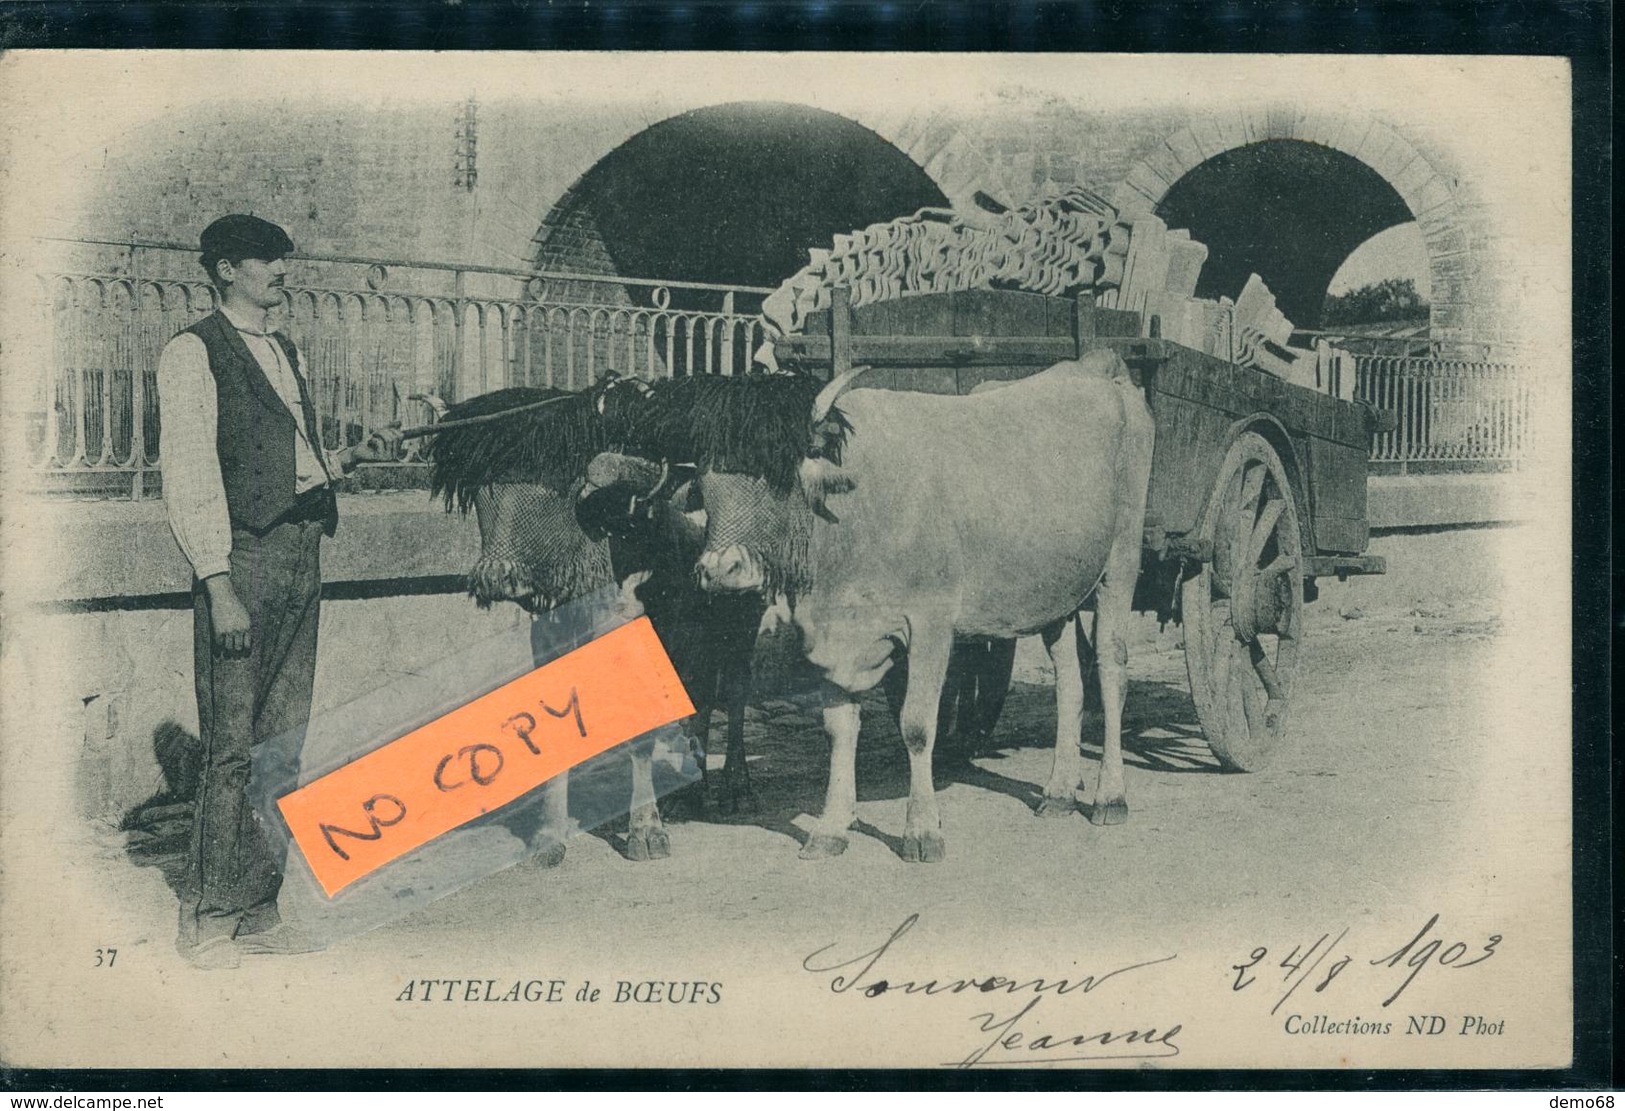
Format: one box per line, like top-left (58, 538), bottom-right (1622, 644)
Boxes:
top-left (1422, 222), bottom-right (1469, 260)
top-left (1240, 110), bottom-right (1270, 146)
top-left (1430, 301), bottom-right (1471, 335)
top-left (1292, 111), bottom-right (1343, 149)
top-left (1207, 114), bottom-right (1251, 154)
top-left (1428, 268), bottom-right (1471, 306)
top-left (1123, 163), bottom-right (1170, 205)
top-left (1408, 174), bottom-right (1457, 220)
top-left (1184, 118), bottom-right (1226, 162)
top-left (1322, 113), bottom-right (1372, 159)
top-left (1163, 129), bottom-right (1207, 178)
top-left (886, 111), bottom-right (935, 152)
top-left (1357, 122), bottom-right (1419, 182)
top-left (1138, 144), bottom-right (1185, 190)
top-left (1415, 203), bottom-right (1462, 243)
top-left (1110, 181), bottom-right (1155, 219)
top-left (1391, 153), bottom-right (1440, 206)
top-left (910, 117), bottom-right (962, 161)
top-left (1264, 103), bottom-right (1303, 140)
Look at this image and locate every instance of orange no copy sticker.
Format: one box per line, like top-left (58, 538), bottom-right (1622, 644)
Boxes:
top-left (277, 617), bottom-right (695, 896)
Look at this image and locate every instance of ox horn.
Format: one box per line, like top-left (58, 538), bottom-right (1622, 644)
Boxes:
top-left (810, 364), bottom-right (874, 425)
top-left (407, 392), bottom-right (449, 419)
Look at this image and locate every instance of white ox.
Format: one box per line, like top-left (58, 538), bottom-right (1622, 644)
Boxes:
top-left (690, 351), bottom-right (1155, 861)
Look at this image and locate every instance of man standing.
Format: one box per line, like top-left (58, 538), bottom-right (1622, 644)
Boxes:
top-left (157, 215), bottom-right (401, 969)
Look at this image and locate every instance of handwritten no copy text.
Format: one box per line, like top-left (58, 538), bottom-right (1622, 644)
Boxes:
top-left (277, 617), bottom-right (694, 895)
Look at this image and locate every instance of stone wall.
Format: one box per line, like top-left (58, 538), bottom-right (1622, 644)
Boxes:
top-left (38, 94), bottom-right (1511, 347)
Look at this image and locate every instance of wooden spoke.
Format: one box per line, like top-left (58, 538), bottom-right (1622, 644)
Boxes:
top-left (1237, 461), bottom-right (1266, 517)
top-left (1249, 641), bottom-right (1284, 701)
top-left (1232, 641), bottom-right (1268, 739)
top-left (1250, 497), bottom-right (1286, 561)
top-left (1259, 552), bottom-right (1297, 578)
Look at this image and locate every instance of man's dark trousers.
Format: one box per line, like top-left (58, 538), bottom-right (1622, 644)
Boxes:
top-left (186, 517), bottom-right (323, 945)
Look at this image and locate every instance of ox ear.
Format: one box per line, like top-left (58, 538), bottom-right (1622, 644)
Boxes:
top-left (585, 452), bottom-right (664, 495)
top-left (799, 456), bottom-right (857, 522)
top-left (673, 508), bottom-right (708, 550)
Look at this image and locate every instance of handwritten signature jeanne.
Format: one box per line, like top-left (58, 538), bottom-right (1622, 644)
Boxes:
top-left (802, 914), bottom-right (1182, 1067)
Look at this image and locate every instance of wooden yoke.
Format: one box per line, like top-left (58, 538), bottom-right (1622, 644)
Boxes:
top-left (1074, 291), bottom-right (1097, 358)
top-left (829, 286), bottom-right (853, 383)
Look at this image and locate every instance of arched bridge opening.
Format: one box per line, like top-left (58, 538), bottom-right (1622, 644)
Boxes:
top-left (1153, 139), bottom-right (1416, 330)
top-left (536, 102), bottom-right (947, 311)
top-left (527, 102), bottom-right (947, 381)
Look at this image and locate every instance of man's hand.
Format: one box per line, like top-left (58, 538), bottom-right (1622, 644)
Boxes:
top-left (204, 575), bottom-right (252, 654)
top-left (348, 424), bottom-right (405, 465)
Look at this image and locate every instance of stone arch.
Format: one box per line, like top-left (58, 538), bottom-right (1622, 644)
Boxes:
top-left (853, 109), bottom-right (1020, 214)
top-left (530, 102), bottom-right (956, 310)
top-left (1110, 112), bottom-right (1475, 341)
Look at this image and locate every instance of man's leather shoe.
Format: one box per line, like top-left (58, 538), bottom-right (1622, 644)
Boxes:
top-left (178, 934), bottom-right (242, 970)
top-left (236, 923), bottom-right (322, 956)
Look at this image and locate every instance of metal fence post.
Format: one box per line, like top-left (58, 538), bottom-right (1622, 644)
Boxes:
top-left (720, 290), bottom-right (735, 375)
top-left (452, 268), bottom-right (466, 400)
top-left (130, 250), bottom-right (145, 500)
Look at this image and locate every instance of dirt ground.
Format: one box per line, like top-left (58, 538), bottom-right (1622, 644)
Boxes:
top-left (6, 529), bottom-right (1572, 1069)
top-left (363, 596), bottom-right (1510, 932)
top-left (112, 596), bottom-right (1506, 930)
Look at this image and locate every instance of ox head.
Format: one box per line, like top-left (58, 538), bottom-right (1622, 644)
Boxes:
top-left (687, 370), bottom-right (860, 597)
top-left (428, 386), bottom-right (614, 613)
top-left (575, 375), bottom-right (732, 560)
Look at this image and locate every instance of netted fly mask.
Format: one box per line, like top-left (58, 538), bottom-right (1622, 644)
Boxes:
top-left (469, 481), bottom-right (614, 612)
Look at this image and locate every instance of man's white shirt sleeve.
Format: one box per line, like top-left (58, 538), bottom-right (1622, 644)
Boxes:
top-left (156, 333), bottom-right (233, 581)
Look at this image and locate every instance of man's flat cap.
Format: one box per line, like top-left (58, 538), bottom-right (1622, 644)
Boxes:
top-left (199, 214), bottom-right (295, 261)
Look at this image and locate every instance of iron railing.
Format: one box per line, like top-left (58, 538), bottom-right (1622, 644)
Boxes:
top-left (21, 241), bottom-right (773, 498)
top-left (17, 240), bottom-right (1534, 497)
top-left (1354, 352), bottom-right (1534, 471)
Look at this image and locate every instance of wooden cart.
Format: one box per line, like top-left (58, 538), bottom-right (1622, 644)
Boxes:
top-left (775, 287), bottom-right (1388, 771)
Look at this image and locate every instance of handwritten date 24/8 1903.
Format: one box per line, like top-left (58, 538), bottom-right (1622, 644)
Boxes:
top-left (1232, 914), bottom-right (1502, 1013)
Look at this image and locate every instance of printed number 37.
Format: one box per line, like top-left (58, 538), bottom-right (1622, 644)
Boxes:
top-left (94, 948), bottom-right (117, 967)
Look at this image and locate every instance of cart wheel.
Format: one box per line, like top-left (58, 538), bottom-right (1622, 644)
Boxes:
top-left (1180, 431), bottom-right (1304, 771)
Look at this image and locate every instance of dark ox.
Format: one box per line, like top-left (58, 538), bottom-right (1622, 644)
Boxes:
top-left (426, 377), bottom-right (764, 863)
top-left (579, 374), bottom-right (768, 816)
top-left (681, 352), bottom-right (1155, 862)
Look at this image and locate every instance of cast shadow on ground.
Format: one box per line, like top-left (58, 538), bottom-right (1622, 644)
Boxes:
top-left (116, 675), bottom-right (1227, 877)
top-left (656, 674), bottom-right (1229, 861)
top-left (957, 678), bottom-right (1227, 777)
top-left (117, 720), bottom-right (201, 904)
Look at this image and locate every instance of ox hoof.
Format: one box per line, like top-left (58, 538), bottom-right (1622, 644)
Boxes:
top-left (625, 827), bottom-right (671, 862)
top-left (799, 834), bottom-right (848, 860)
top-left (1036, 795), bottom-right (1079, 820)
top-left (902, 830), bottom-right (947, 863)
top-left (1089, 797), bottom-right (1129, 826)
top-left (521, 838), bottom-right (568, 870)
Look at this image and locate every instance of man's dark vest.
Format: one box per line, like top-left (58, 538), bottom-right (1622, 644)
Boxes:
top-left (182, 312), bottom-right (337, 536)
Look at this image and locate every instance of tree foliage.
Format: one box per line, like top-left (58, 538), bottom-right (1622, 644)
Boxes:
top-left (1321, 278), bottom-right (1430, 326)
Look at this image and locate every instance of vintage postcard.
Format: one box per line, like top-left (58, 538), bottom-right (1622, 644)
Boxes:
top-left (0, 52), bottom-right (1575, 1071)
